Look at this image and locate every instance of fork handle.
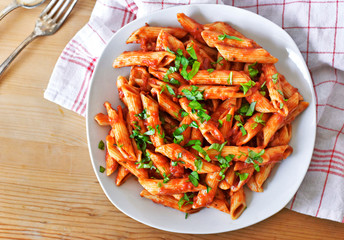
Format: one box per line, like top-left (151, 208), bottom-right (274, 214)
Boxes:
top-left (0, 32), bottom-right (38, 76)
top-left (0, 1), bottom-right (20, 21)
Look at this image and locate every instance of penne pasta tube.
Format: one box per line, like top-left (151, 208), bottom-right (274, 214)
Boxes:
top-left (140, 189), bottom-right (199, 213)
top-left (263, 64), bottom-right (289, 116)
top-left (207, 189), bottom-right (230, 214)
top-left (151, 87), bottom-right (183, 121)
top-left (255, 162), bottom-right (275, 189)
top-left (148, 67), bottom-right (189, 86)
top-left (215, 52), bottom-right (230, 70)
top-left (204, 145), bottom-right (293, 164)
top-left (104, 102), bottom-right (136, 161)
top-left (189, 70), bottom-right (250, 85)
top-left (141, 93), bottom-right (165, 147)
top-left (246, 90), bottom-right (277, 113)
top-left (284, 101), bottom-right (309, 125)
top-left (187, 35), bottom-right (218, 59)
top-left (269, 124), bottom-right (292, 147)
top-left (203, 21), bottom-right (248, 41)
top-left (231, 166), bottom-right (255, 192)
top-left (129, 66), bottom-right (150, 89)
top-left (219, 164), bottom-right (235, 190)
top-left (178, 116), bottom-right (193, 146)
top-left (234, 113), bottom-right (271, 145)
top-left (94, 113), bottom-right (110, 126)
top-left (279, 74), bottom-right (302, 99)
top-left (215, 44), bottom-right (278, 64)
top-left (246, 175), bottom-right (262, 192)
top-left (230, 187), bottom-right (246, 220)
top-left (177, 13), bottom-right (205, 44)
top-left (201, 30), bottom-right (255, 48)
top-left (138, 178), bottom-right (206, 195)
top-left (155, 143), bottom-right (221, 173)
top-left (117, 76), bottom-right (129, 106)
top-left (122, 84), bottom-right (145, 132)
top-left (106, 136), bottom-right (148, 179)
top-left (192, 171), bottom-right (221, 208)
top-left (179, 85), bottom-right (251, 100)
top-left (105, 150), bottom-right (118, 176)
top-left (211, 98), bottom-right (236, 122)
top-left (126, 26), bottom-right (187, 43)
top-left (146, 149), bottom-right (171, 177)
top-left (179, 97), bottom-right (225, 144)
top-left (115, 165), bottom-right (131, 186)
top-left (113, 51), bottom-right (175, 68)
top-left (156, 30), bottom-right (187, 54)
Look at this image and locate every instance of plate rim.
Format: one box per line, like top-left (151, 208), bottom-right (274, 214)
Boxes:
top-left (86, 3), bottom-right (317, 234)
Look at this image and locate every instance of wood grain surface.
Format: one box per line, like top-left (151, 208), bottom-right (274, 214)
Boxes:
top-left (0, 0), bottom-right (343, 239)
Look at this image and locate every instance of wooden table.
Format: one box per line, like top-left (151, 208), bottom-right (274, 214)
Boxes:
top-left (0, 1), bottom-right (343, 239)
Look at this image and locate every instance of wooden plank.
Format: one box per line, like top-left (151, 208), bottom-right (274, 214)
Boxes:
top-left (0, 0), bottom-right (343, 239)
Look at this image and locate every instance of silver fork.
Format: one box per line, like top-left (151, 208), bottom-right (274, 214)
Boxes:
top-left (0, 0), bottom-right (78, 76)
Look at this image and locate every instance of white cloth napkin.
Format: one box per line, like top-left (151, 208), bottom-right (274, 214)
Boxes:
top-left (44, 0), bottom-right (344, 223)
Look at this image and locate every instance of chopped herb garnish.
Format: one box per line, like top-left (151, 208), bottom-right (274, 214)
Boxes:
top-left (98, 140), bottom-right (105, 150)
top-left (240, 80), bottom-right (256, 95)
top-left (245, 149), bottom-right (265, 172)
top-left (185, 61), bottom-right (201, 80)
top-left (185, 213), bottom-right (189, 219)
top-left (192, 145), bottom-right (211, 162)
top-left (194, 157), bottom-right (203, 171)
top-left (226, 114), bottom-right (232, 122)
top-left (160, 84), bottom-right (166, 94)
top-left (135, 109), bottom-right (150, 120)
top-left (169, 78), bottom-right (180, 85)
top-left (99, 166), bottom-right (105, 173)
top-left (178, 193), bottom-right (194, 209)
top-left (211, 56), bottom-right (224, 66)
top-left (144, 126), bottom-right (156, 135)
top-left (197, 109), bottom-right (211, 123)
top-left (218, 119), bottom-right (223, 128)
top-left (182, 85), bottom-right (204, 101)
top-left (238, 102), bottom-right (250, 115)
top-left (218, 33), bottom-right (243, 41)
top-left (206, 185), bottom-right (212, 193)
top-left (165, 84), bottom-right (175, 96)
top-left (272, 73), bottom-right (279, 84)
top-left (156, 125), bottom-right (165, 138)
top-left (280, 102), bottom-right (284, 109)
top-left (179, 109), bottom-right (189, 117)
top-left (157, 182), bottom-right (162, 188)
top-left (185, 139), bottom-right (202, 147)
top-left (177, 152), bottom-right (182, 159)
top-left (187, 45), bottom-right (198, 60)
top-left (260, 90), bottom-right (266, 96)
top-left (246, 101), bottom-right (257, 117)
top-left (189, 121), bottom-right (199, 129)
top-left (227, 71), bottom-right (233, 85)
top-left (208, 141), bottom-right (227, 153)
top-left (174, 124), bottom-right (189, 136)
top-left (207, 68), bottom-right (215, 73)
top-left (251, 122), bottom-right (258, 129)
top-left (235, 115), bottom-right (247, 136)
top-left (163, 173), bottom-right (171, 183)
top-left (248, 62), bottom-right (259, 78)
top-left (261, 81), bottom-right (266, 90)
top-left (235, 172), bottom-right (249, 181)
top-left (188, 171), bottom-right (199, 187)
top-left (254, 113), bottom-right (266, 125)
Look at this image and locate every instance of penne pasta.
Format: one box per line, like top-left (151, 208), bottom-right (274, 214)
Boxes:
top-left (139, 178), bottom-right (206, 195)
top-left (230, 187), bottom-right (246, 220)
top-left (113, 51), bottom-right (175, 68)
top-left (189, 70), bottom-right (250, 85)
top-left (215, 44), bottom-right (278, 64)
top-left (127, 26), bottom-right (188, 43)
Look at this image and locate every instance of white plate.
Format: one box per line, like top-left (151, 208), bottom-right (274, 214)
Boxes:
top-left (86, 4), bottom-right (316, 234)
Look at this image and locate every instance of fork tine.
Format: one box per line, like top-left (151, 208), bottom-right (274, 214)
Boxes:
top-left (46, 0), bottom-right (65, 19)
top-left (39, 0), bottom-right (58, 17)
top-left (52, 0), bottom-right (72, 22)
top-left (57, 0), bottom-right (77, 26)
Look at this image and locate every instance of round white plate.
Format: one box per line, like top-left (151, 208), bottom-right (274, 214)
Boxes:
top-left (86, 4), bottom-right (316, 234)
